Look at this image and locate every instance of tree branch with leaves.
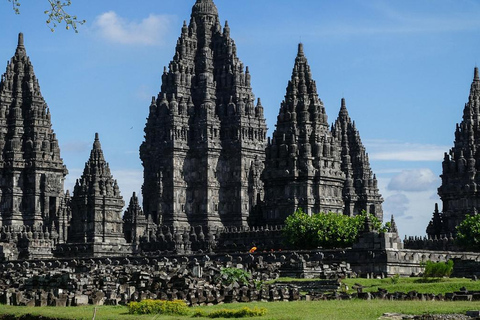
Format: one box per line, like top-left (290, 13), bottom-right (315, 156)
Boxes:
top-left (7, 0), bottom-right (85, 32)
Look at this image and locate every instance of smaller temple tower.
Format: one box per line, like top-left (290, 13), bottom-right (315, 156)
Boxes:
top-left (428, 67), bottom-right (480, 237)
top-left (332, 98), bottom-right (383, 219)
top-left (123, 192), bottom-right (153, 246)
top-left (262, 44), bottom-right (346, 224)
top-left (66, 133), bottom-right (130, 257)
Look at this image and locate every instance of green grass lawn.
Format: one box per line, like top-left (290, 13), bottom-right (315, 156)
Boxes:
top-left (1, 278), bottom-right (480, 320)
top-left (341, 277), bottom-right (480, 295)
top-left (0, 300), bottom-right (479, 320)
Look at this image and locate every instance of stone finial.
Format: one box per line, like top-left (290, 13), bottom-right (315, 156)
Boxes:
top-left (15, 33), bottom-right (26, 57)
top-left (298, 43), bottom-right (304, 57)
top-left (93, 133), bottom-right (101, 150)
top-left (223, 20), bottom-right (230, 36)
top-left (475, 66), bottom-right (479, 81)
top-left (192, 0), bottom-right (218, 17)
top-left (339, 97), bottom-right (349, 118)
top-left (390, 215), bottom-right (398, 234)
top-left (18, 33), bottom-right (24, 47)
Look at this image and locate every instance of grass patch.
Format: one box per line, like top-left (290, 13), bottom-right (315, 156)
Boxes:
top-left (265, 277), bottom-right (332, 284)
top-left (342, 277), bottom-right (480, 295)
top-left (0, 300), bottom-right (479, 320)
top-left (193, 306), bottom-right (267, 318)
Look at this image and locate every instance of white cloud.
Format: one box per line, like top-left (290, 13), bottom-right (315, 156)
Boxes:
top-left (383, 193), bottom-right (409, 218)
top-left (93, 11), bottom-right (173, 45)
top-left (388, 168), bottom-right (439, 192)
top-left (365, 139), bottom-right (450, 162)
top-left (377, 176), bottom-right (439, 237)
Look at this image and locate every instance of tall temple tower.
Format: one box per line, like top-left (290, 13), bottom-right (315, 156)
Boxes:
top-left (140, 0), bottom-right (267, 229)
top-left (428, 67), bottom-right (480, 237)
top-left (67, 133), bottom-right (129, 256)
top-left (0, 33), bottom-right (67, 229)
top-left (262, 44), bottom-right (346, 224)
top-left (332, 98), bottom-right (383, 219)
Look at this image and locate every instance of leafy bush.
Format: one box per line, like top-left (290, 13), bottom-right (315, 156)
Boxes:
top-left (220, 267), bottom-right (251, 286)
top-left (193, 307), bottom-right (267, 318)
top-left (422, 260), bottom-right (454, 278)
top-left (456, 214), bottom-right (480, 249)
top-left (283, 209), bottom-right (383, 249)
top-left (390, 274), bottom-right (400, 284)
top-left (127, 299), bottom-right (189, 315)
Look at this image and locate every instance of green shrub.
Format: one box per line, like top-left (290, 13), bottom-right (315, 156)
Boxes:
top-left (193, 307), bottom-right (267, 318)
top-left (220, 267), bottom-right (251, 286)
top-left (192, 309), bottom-right (208, 317)
top-left (283, 209), bottom-right (383, 249)
top-left (422, 260), bottom-right (454, 278)
top-left (456, 214), bottom-right (480, 250)
top-left (127, 299), bottom-right (189, 315)
top-left (390, 274), bottom-right (400, 284)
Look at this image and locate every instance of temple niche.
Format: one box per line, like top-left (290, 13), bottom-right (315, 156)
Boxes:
top-left (428, 67), bottom-right (480, 237)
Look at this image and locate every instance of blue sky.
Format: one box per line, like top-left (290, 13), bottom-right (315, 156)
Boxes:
top-left (0, 0), bottom-right (479, 236)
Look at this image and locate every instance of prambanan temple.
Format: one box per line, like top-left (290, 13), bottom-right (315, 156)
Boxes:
top-left (0, 0), bottom-right (474, 260)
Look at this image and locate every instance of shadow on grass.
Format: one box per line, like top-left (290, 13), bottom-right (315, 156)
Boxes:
top-left (413, 278), bottom-right (445, 284)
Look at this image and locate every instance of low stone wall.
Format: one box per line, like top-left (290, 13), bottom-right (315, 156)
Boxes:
top-left (403, 235), bottom-right (462, 252)
top-left (138, 225), bottom-right (287, 256)
top-left (0, 251), bottom-right (352, 307)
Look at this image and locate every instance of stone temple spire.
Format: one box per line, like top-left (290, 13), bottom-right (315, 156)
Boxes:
top-left (262, 44), bottom-right (345, 224)
top-left (431, 67), bottom-right (480, 237)
top-left (68, 133), bottom-right (128, 255)
top-left (123, 192), bottom-right (152, 245)
top-left (141, 0), bottom-right (267, 229)
top-left (0, 33), bottom-right (67, 228)
top-left (282, 43), bottom-right (329, 128)
top-left (331, 98), bottom-right (383, 219)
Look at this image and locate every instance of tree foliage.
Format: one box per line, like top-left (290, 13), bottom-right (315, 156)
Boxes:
top-left (283, 209), bottom-right (384, 249)
top-left (456, 214), bottom-right (480, 250)
top-left (7, 0), bottom-right (85, 32)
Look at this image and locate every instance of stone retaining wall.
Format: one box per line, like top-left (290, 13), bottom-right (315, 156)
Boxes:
top-left (0, 251), bottom-right (351, 307)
